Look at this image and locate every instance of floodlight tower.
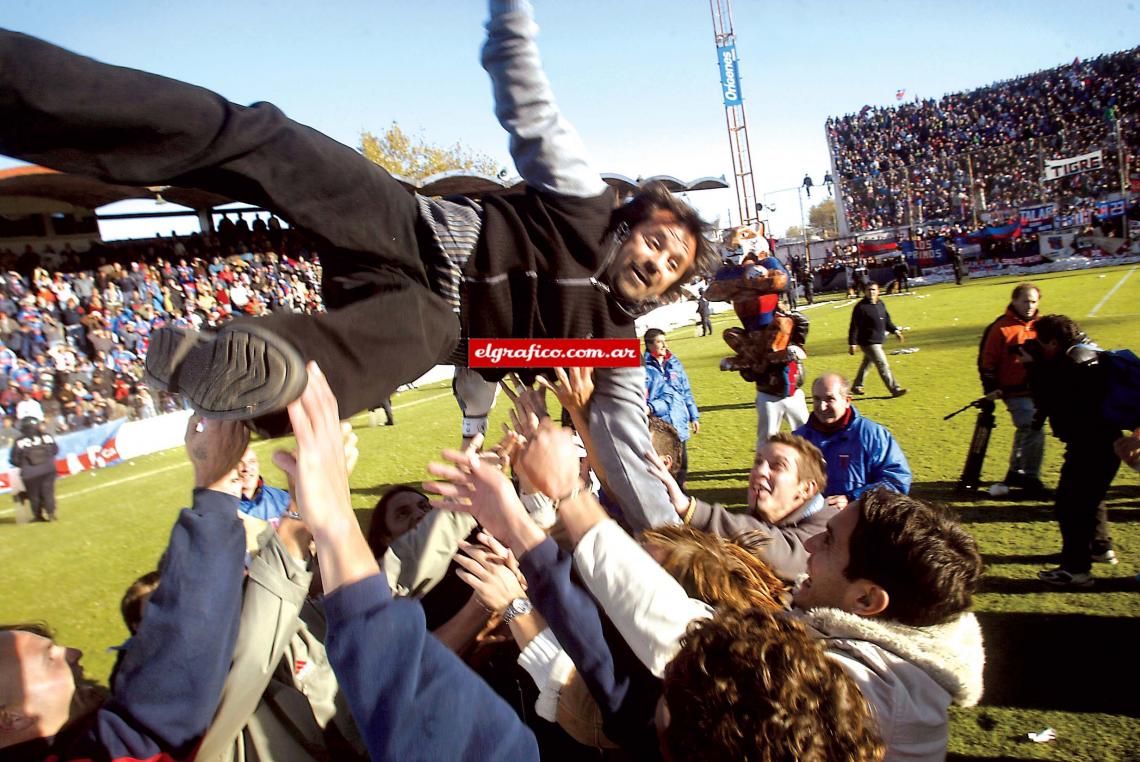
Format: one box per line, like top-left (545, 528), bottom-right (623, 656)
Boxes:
top-left (709, 0), bottom-right (758, 228)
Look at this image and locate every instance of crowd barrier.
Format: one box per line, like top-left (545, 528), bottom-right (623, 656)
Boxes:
top-left (1, 410), bottom-right (194, 495)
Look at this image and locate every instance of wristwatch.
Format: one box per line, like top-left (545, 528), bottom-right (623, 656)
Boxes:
top-left (502, 597), bottom-right (533, 624)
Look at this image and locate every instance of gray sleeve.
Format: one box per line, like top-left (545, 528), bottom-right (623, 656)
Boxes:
top-left (384, 509), bottom-right (478, 598)
top-left (587, 365), bottom-right (679, 533)
top-left (196, 531), bottom-right (312, 761)
top-left (482, 0), bottom-right (607, 198)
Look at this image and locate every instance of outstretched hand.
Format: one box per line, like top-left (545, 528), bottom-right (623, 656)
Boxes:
top-left (185, 415), bottom-right (249, 496)
top-left (515, 418), bottom-right (581, 501)
top-left (500, 373), bottom-right (548, 441)
top-left (536, 366), bottom-right (595, 418)
top-left (454, 532), bottom-right (527, 615)
top-left (424, 444), bottom-right (545, 557)
top-left (271, 364), bottom-right (378, 593)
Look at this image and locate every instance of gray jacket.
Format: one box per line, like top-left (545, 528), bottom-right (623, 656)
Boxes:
top-left (196, 529), bottom-right (368, 762)
top-left (688, 493), bottom-right (836, 583)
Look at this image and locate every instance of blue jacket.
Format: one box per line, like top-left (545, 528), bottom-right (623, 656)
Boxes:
top-left (239, 480), bottom-right (292, 521)
top-left (323, 575), bottom-right (538, 761)
top-left (644, 351), bottom-right (699, 442)
top-left (795, 406), bottom-right (912, 499)
top-left (10, 490), bottom-right (245, 762)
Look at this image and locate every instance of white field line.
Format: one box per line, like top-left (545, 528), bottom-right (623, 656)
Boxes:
top-left (1088, 267), bottom-right (1136, 317)
top-left (0, 390), bottom-right (454, 516)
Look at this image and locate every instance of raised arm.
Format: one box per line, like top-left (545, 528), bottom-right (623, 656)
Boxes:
top-left (278, 365), bottom-right (537, 761)
top-left (99, 418), bottom-right (248, 760)
top-left (482, 0), bottom-right (606, 198)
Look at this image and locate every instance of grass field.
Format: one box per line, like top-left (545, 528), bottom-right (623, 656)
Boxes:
top-left (2, 264), bottom-right (1138, 760)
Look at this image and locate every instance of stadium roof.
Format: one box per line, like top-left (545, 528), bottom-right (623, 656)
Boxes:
top-left (0, 166), bottom-right (231, 211)
top-left (0, 165), bottom-right (728, 213)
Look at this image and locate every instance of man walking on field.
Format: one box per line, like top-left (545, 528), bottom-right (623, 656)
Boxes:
top-left (848, 283), bottom-right (907, 397)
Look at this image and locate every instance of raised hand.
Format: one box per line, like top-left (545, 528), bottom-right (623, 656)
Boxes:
top-left (271, 364), bottom-right (379, 594)
top-left (454, 533), bottom-right (527, 615)
top-left (424, 445), bottom-right (543, 557)
top-left (536, 366), bottom-right (595, 418)
top-left (500, 373), bottom-right (548, 440)
top-left (515, 418), bottom-right (581, 501)
top-left (644, 449), bottom-right (689, 515)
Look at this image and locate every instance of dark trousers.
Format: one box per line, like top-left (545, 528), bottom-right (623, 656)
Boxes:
top-left (0, 31), bottom-right (458, 432)
top-left (699, 314), bottom-right (712, 336)
top-left (23, 472), bottom-right (57, 520)
top-left (1055, 434), bottom-right (1120, 573)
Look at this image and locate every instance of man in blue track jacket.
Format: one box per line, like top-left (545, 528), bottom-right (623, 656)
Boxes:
top-left (795, 373), bottom-right (911, 509)
top-left (644, 328), bottom-right (700, 486)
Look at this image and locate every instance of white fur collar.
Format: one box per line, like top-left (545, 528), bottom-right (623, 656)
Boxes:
top-left (798, 607), bottom-right (985, 707)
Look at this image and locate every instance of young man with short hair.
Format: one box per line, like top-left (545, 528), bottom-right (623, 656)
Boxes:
top-left (791, 487), bottom-right (986, 758)
top-left (664, 431), bottom-right (834, 584)
top-left (848, 282), bottom-right (907, 397)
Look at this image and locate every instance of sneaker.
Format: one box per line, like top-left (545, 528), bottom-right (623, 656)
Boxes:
top-left (146, 324), bottom-right (308, 420)
top-left (891, 388), bottom-right (909, 398)
top-left (988, 482), bottom-right (1011, 497)
top-left (1038, 568), bottom-right (1094, 588)
top-left (851, 386), bottom-right (865, 395)
top-left (1091, 549), bottom-right (1119, 565)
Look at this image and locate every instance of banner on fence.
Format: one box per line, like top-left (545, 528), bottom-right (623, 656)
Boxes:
top-left (900, 237), bottom-right (949, 267)
top-left (1044, 150), bottom-right (1104, 181)
top-left (1019, 203), bottom-right (1056, 233)
top-left (1094, 199), bottom-right (1126, 219)
top-left (0, 410), bottom-right (194, 495)
top-left (858, 235), bottom-right (899, 254)
top-left (1054, 209), bottom-right (1092, 229)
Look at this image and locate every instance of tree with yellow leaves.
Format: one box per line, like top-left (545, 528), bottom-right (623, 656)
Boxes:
top-left (359, 122), bottom-right (503, 182)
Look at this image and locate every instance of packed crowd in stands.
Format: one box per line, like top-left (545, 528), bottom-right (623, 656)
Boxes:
top-left (0, 215), bottom-right (323, 444)
top-left (828, 47), bottom-right (1140, 232)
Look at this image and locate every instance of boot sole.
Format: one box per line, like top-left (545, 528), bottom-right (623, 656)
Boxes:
top-left (147, 324), bottom-right (307, 420)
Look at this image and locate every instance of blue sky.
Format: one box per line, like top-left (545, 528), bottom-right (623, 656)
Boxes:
top-left (3, 0), bottom-right (1137, 239)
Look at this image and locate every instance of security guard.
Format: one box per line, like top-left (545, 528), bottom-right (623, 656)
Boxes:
top-left (10, 416), bottom-right (59, 521)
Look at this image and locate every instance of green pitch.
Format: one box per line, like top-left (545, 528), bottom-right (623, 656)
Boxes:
top-left (2, 264), bottom-right (1137, 760)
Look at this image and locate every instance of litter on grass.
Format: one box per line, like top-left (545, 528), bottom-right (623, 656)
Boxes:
top-left (889, 347), bottom-right (921, 355)
top-left (1027, 727), bottom-right (1056, 743)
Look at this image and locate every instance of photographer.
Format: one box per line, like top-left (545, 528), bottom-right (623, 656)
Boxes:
top-left (1024, 315), bottom-right (1125, 587)
top-left (977, 283), bottom-right (1046, 497)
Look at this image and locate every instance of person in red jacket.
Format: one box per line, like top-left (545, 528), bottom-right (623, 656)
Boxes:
top-left (977, 282), bottom-right (1047, 498)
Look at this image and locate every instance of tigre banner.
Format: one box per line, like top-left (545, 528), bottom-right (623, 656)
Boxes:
top-left (1043, 150), bottom-right (1104, 181)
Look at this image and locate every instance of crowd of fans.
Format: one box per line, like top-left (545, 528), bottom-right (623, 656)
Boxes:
top-left (828, 47), bottom-right (1140, 232)
top-left (0, 215), bottom-right (323, 444)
